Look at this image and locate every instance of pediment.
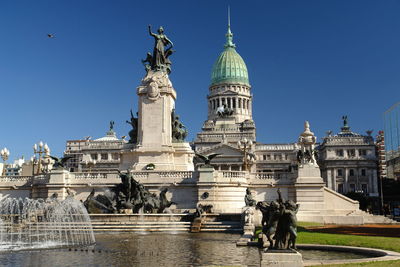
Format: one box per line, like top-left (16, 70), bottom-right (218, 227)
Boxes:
top-left (200, 143), bottom-right (244, 158)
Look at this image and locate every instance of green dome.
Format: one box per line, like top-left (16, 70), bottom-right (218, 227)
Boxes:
top-left (211, 26), bottom-right (249, 86)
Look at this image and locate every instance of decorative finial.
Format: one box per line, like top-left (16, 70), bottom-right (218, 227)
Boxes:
top-left (228, 5), bottom-right (231, 28)
top-left (225, 6), bottom-right (235, 48)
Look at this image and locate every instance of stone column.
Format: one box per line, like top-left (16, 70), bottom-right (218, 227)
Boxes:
top-left (327, 169), bottom-right (332, 189)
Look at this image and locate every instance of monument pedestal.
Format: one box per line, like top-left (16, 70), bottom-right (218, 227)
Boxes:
top-left (119, 70), bottom-right (194, 171)
top-left (261, 250), bottom-right (303, 267)
top-left (295, 164), bottom-right (325, 211)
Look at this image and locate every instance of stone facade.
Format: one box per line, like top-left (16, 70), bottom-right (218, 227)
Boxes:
top-left (318, 123), bottom-right (379, 197)
top-left (64, 129), bottom-right (126, 173)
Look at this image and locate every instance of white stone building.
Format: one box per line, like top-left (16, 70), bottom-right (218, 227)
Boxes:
top-left (64, 127), bottom-right (127, 172)
top-left (317, 121), bottom-right (379, 197)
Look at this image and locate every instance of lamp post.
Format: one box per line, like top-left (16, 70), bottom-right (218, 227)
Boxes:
top-left (237, 138), bottom-right (253, 171)
top-left (33, 141), bottom-right (50, 175)
top-left (1, 148), bottom-right (10, 176)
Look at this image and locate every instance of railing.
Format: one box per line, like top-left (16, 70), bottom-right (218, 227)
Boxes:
top-left (73, 173), bottom-right (112, 179)
top-left (86, 141), bottom-right (126, 149)
top-left (0, 176), bottom-right (33, 186)
top-left (222, 171), bottom-right (246, 179)
top-left (253, 172), bottom-right (290, 180)
top-left (158, 171), bottom-right (193, 179)
top-left (256, 144), bottom-right (296, 151)
top-left (130, 171), bottom-right (194, 179)
top-left (33, 175), bottom-right (50, 184)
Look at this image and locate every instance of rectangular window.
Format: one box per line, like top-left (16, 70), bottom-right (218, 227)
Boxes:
top-left (90, 154), bottom-right (98, 160)
top-left (267, 154), bottom-right (271, 160)
top-left (274, 154), bottom-right (277, 160)
top-left (112, 153), bottom-right (119, 160)
top-left (338, 184), bottom-right (344, 194)
top-left (336, 149), bottom-right (344, 157)
top-left (361, 169), bottom-right (366, 176)
top-left (347, 149), bottom-right (356, 157)
top-left (359, 149), bottom-right (367, 156)
top-left (101, 153), bottom-right (108, 160)
top-left (337, 169), bottom-right (343, 177)
top-left (349, 169), bottom-right (355, 176)
top-left (263, 155), bottom-right (267, 160)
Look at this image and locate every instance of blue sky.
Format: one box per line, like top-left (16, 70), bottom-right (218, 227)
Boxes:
top-left (0, 0), bottom-right (399, 161)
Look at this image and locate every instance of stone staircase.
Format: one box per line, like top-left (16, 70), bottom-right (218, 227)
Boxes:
top-left (91, 220), bottom-right (192, 232)
top-left (191, 213), bottom-right (243, 233)
top-left (89, 214), bottom-right (193, 232)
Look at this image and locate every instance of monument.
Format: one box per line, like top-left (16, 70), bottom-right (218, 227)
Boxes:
top-left (257, 189), bottom-right (303, 267)
top-left (120, 25), bottom-right (194, 171)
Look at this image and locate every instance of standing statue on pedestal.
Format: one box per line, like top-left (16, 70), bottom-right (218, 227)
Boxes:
top-left (256, 189), bottom-right (300, 250)
top-left (143, 25), bottom-right (174, 74)
top-left (297, 121), bottom-right (317, 165)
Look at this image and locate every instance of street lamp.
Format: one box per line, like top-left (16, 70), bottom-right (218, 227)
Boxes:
top-left (1, 148), bottom-right (10, 176)
top-left (237, 138), bottom-right (253, 171)
top-left (33, 141), bottom-right (50, 175)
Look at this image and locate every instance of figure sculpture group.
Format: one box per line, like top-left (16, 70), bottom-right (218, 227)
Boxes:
top-left (84, 171), bottom-right (175, 214)
top-left (171, 109), bottom-right (188, 142)
top-left (126, 110), bottom-right (138, 144)
top-left (142, 25), bottom-right (174, 74)
top-left (216, 104), bottom-right (234, 118)
top-left (256, 189), bottom-right (299, 250)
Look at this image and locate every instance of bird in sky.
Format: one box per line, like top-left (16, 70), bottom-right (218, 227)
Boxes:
top-left (47, 34), bottom-right (55, 38)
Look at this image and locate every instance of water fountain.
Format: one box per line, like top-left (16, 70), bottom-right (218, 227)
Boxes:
top-left (0, 196), bottom-right (95, 251)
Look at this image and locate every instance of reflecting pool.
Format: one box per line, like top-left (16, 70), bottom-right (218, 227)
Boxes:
top-left (0, 233), bottom-right (374, 267)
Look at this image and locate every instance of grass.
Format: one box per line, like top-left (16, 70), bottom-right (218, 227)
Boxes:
top-left (255, 222), bottom-right (400, 266)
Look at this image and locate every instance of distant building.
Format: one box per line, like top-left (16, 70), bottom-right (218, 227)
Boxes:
top-left (384, 102), bottom-right (400, 180)
top-left (2, 158), bottom-right (25, 176)
top-left (318, 119), bottom-right (379, 196)
top-left (64, 127), bottom-right (127, 172)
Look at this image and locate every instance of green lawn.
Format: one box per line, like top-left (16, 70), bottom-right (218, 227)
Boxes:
top-left (255, 222), bottom-right (400, 266)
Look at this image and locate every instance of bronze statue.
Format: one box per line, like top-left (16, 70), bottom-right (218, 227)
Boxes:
top-left (109, 121), bottom-right (115, 131)
top-left (84, 171), bottom-right (176, 214)
top-left (126, 110), bottom-right (138, 144)
top-left (171, 109), bottom-right (188, 142)
top-left (147, 25), bottom-right (174, 73)
top-left (244, 188), bottom-right (256, 207)
top-left (342, 115), bottom-right (348, 127)
top-left (195, 153), bottom-right (221, 167)
top-left (49, 155), bottom-right (73, 169)
top-left (256, 189), bottom-right (299, 250)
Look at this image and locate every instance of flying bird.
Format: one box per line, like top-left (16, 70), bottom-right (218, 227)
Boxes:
top-left (47, 34), bottom-right (55, 38)
top-left (195, 153), bottom-right (221, 166)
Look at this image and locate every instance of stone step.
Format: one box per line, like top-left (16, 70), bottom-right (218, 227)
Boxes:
top-left (202, 221), bottom-right (241, 225)
top-left (200, 228), bottom-right (242, 232)
top-left (91, 221), bottom-right (190, 225)
top-left (201, 224), bottom-right (240, 229)
top-left (92, 228), bottom-right (189, 232)
top-left (92, 224), bottom-right (190, 228)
